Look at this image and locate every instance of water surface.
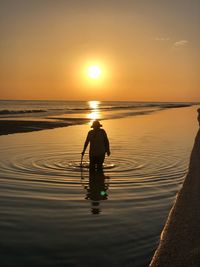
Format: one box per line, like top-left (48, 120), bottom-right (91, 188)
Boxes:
top-left (0, 106), bottom-right (198, 267)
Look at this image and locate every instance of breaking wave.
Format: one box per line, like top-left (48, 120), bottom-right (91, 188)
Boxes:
top-left (0, 109), bottom-right (46, 115)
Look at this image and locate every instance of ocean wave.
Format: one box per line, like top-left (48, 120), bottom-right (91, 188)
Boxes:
top-left (65, 103), bottom-right (193, 111)
top-left (0, 103), bottom-right (194, 117)
top-left (161, 103), bottom-right (192, 109)
top-left (0, 109), bottom-right (46, 115)
top-left (51, 103), bottom-right (191, 113)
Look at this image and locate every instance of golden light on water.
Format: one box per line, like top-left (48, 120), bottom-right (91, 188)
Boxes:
top-left (89, 100), bottom-right (100, 109)
top-left (87, 111), bottom-right (100, 120)
top-left (87, 100), bottom-right (101, 123)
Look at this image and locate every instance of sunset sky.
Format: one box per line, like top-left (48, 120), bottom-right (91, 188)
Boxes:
top-left (0, 0), bottom-right (199, 101)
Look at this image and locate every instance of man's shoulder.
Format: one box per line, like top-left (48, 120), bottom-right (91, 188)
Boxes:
top-left (100, 129), bottom-right (107, 136)
top-left (88, 130), bottom-right (94, 135)
top-left (88, 129), bottom-right (106, 135)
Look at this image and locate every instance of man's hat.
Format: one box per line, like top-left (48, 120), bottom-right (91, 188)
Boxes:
top-left (91, 120), bottom-right (102, 128)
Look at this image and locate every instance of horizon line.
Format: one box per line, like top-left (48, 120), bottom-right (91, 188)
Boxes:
top-left (0, 99), bottom-right (200, 104)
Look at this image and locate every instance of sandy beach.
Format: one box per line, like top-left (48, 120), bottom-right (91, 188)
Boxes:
top-left (0, 118), bottom-right (90, 135)
top-left (149, 108), bottom-right (200, 267)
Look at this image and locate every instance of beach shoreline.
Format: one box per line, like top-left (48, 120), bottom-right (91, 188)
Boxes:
top-left (0, 104), bottom-right (197, 136)
top-left (149, 108), bottom-right (200, 267)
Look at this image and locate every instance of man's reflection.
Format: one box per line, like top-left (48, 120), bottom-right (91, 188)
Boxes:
top-left (82, 170), bottom-right (110, 215)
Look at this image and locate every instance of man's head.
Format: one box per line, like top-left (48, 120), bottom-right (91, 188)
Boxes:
top-left (91, 120), bottom-right (102, 129)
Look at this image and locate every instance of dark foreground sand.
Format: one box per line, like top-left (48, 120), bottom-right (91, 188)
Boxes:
top-left (149, 109), bottom-right (200, 267)
top-left (0, 118), bottom-right (89, 135)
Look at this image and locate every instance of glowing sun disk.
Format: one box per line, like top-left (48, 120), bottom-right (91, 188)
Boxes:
top-left (87, 65), bottom-right (101, 79)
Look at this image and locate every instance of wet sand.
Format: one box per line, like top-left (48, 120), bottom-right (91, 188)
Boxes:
top-left (0, 118), bottom-right (89, 135)
top-left (149, 108), bottom-right (200, 267)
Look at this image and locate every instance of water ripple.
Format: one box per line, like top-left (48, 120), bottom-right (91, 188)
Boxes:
top-left (0, 141), bottom-right (189, 267)
top-left (0, 144), bottom-right (187, 194)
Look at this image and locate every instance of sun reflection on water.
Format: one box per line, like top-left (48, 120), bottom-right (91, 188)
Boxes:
top-left (88, 100), bottom-right (100, 109)
top-left (87, 101), bottom-right (101, 123)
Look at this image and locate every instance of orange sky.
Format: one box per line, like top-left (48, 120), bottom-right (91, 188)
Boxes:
top-left (0, 0), bottom-right (199, 101)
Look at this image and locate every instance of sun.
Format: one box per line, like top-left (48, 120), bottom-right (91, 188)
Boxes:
top-left (87, 65), bottom-right (101, 79)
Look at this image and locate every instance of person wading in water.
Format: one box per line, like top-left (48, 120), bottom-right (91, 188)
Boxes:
top-left (81, 120), bottom-right (110, 172)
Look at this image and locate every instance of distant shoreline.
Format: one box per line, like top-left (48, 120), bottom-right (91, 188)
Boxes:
top-left (0, 104), bottom-right (197, 136)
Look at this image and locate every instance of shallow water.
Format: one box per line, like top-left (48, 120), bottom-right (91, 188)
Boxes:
top-left (0, 106), bottom-right (198, 267)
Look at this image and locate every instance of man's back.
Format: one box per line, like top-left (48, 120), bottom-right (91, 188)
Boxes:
top-left (88, 129), bottom-right (107, 156)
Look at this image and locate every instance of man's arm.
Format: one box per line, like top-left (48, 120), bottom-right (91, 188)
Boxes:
top-left (103, 130), bottom-right (110, 156)
top-left (81, 132), bottom-right (90, 156)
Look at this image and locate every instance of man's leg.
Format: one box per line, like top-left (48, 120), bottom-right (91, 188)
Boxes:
top-left (89, 155), bottom-right (96, 172)
top-left (97, 154), bottom-right (105, 172)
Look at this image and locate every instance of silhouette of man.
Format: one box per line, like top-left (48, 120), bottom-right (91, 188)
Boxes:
top-left (81, 120), bottom-right (110, 171)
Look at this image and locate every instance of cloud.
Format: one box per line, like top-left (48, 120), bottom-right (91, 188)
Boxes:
top-left (173, 40), bottom-right (189, 48)
top-left (155, 37), bottom-right (170, 41)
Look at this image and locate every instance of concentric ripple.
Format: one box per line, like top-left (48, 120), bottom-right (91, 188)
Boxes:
top-left (0, 133), bottom-right (192, 267)
top-left (0, 143), bottom-right (188, 192)
top-left (0, 104), bottom-right (198, 267)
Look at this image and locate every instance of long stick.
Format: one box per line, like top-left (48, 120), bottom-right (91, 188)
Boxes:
top-left (80, 154), bottom-right (83, 167)
top-left (80, 154), bottom-right (84, 181)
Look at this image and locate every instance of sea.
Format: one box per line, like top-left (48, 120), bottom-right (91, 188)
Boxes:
top-left (0, 100), bottom-right (195, 120)
top-left (0, 100), bottom-right (199, 267)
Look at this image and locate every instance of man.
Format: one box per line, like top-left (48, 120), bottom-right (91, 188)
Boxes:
top-left (81, 120), bottom-right (110, 171)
